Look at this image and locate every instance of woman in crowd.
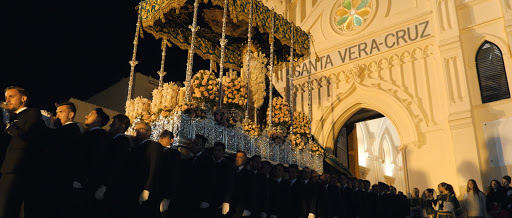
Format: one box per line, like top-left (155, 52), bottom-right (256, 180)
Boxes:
top-left (434, 182), bottom-right (462, 218)
top-left (462, 179), bottom-right (486, 218)
top-left (423, 188), bottom-right (436, 218)
top-left (410, 187), bottom-right (423, 218)
top-left (486, 179), bottom-right (509, 218)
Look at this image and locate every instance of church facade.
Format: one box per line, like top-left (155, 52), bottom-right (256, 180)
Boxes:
top-left (264, 0), bottom-right (512, 196)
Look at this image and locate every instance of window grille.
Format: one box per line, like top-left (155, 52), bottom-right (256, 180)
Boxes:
top-left (476, 41), bottom-right (510, 103)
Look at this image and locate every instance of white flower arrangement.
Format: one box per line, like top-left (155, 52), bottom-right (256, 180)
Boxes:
top-left (125, 96), bottom-right (151, 123)
top-left (151, 82), bottom-right (180, 114)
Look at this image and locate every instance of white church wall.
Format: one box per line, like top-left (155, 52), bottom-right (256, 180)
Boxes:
top-left (261, 0), bottom-right (512, 196)
top-left (356, 117), bottom-right (406, 192)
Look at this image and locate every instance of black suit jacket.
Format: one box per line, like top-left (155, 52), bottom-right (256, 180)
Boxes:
top-left (47, 122), bottom-right (81, 178)
top-left (288, 179), bottom-right (303, 217)
top-left (211, 158), bottom-right (234, 207)
top-left (104, 134), bottom-right (131, 186)
top-left (300, 180), bottom-right (319, 217)
top-left (160, 147), bottom-right (181, 200)
top-left (126, 140), bottom-right (163, 193)
top-left (250, 171), bottom-right (268, 213)
top-left (377, 193), bottom-right (394, 218)
top-left (366, 191), bottom-right (379, 218)
top-left (2, 107), bottom-right (45, 174)
top-left (397, 194), bottom-right (410, 217)
top-left (340, 186), bottom-right (353, 218)
top-left (189, 152), bottom-right (214, 204)
top-left (351, 189), bottom-right (365, 218)
top-left (267, 178), bottom-right (290, 217)
top-left (75, 127), bottom-right (110, 191)
top-left (231, 167), bottom-right (253, 212)
top-left (317, 184), bottom-right (341, 218)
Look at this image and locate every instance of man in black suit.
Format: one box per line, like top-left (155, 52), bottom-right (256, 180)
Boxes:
top-left (260, 161), bottom-right (272, 179)
top-left (287, 164), bottom-right (302, 218)
top-left (249, 155), bottom-right (268, 218)
top-left (300, 167), bottom-right (318, 218)
top-left (188, 134), bottom-right (214, 217)
top-left (124, 121), bottom-right (163, 218)
top-left (267, 164), bottom-right (289, 218)
top-left (174, 137), bottom-right (194, 217)
top-left (338, 173), bottom-right (353, 218)
top-left (101, 114), bottom-right (132, 216)
top-left (158, 130), bottom-right (181, 217)
top-left (317, 174), bottom-right (340, 218)
top-left (211, 142), bottom-right (233, 217)
top-left (377, 182), bottom-right (392, 218)
top-left (367, 184), bottom-right (380, 218)
top-left (0, 86), bottom-right (46, 218)
top-left (45, 101), bottom-right (82, 217)
top-left (70, 108), bottom-right (110, 217)
top-left (350, 177), bottom-right (365, 218)
top-left (316, 172), bottom-right (330, 218)
top-left (229, 151), bottom-right (253, 218)
top-left (362, 180), bottom-right (372, 218)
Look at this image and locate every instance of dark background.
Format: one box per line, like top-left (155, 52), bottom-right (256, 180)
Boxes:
top-left (2, 0), bottom-right (208, 111)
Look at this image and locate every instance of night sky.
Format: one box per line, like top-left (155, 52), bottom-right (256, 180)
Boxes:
top-left (2, 0), bottom-right (208, 111)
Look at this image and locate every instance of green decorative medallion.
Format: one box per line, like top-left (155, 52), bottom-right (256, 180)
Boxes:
top-left (332, 0), bottom-right (374, 33)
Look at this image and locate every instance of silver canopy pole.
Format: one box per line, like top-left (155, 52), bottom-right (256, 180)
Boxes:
top-left (244, 0), bottom-right (254, 122)
top-left (127, 1), bottom-right (143, 102)
top-left (184, 0), bottom-right (201, 102)
top-left (218, 0), bottom-right (229, 107)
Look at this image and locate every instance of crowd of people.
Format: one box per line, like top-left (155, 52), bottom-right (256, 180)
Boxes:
top-left (0, 86), bottom-right (511, 218)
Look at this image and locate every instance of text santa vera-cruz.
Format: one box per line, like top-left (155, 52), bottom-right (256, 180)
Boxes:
top-left (285, 20), bottom-right (432, 79)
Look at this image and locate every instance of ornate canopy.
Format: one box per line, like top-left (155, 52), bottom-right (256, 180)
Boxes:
top-left (140, 0), bottom-right (310, 70)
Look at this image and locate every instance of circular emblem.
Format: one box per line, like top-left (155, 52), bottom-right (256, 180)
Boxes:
top-left (331, 0), bottom-right (375, 34)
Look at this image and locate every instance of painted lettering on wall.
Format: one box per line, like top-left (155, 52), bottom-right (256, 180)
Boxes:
top-left (287, 20), bottom-right (432, 78)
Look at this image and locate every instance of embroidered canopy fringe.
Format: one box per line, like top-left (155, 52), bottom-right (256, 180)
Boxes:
top-left (139, 0), bottom-right (310, 70)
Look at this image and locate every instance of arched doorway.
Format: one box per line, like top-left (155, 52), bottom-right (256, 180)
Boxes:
top-left (333, 108), bottom-right (407, 192)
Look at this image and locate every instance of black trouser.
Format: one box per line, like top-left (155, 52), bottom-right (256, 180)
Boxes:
top-left (0, 172), bottom-right (46, 218)
top-left (106, 186), bottom-right (159, 218)
top-left (0, 173), bottom-right (23, 218)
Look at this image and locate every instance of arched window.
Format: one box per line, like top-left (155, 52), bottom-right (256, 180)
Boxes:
top-left (475, 41), bottom-right (510, 103)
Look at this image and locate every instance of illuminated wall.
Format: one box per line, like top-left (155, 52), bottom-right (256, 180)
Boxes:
top-left (263, 0), bottom-right (512, 196)
top-left (356, 117), bottom-right (406, 192)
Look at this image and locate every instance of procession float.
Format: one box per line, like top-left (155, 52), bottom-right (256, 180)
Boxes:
top-left (124, 0), bottom-right (352, 175)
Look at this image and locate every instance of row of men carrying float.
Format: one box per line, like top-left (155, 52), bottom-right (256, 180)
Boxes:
top-left (124, 75), bottom-right (324, 173)
top-left (7, 86), bottom-right (503, 218)
top-left (0, 86), bottom-right (408, 218)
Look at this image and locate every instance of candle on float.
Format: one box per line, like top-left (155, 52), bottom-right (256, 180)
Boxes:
top-left (178, 87), bottom-right (186, 105)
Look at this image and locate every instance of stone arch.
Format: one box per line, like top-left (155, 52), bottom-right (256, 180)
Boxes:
top-left (358, 122), bottom-right (369, 154)
top-left (380, 134), bottom-right (392, 163)
top-left (469, 35), bottom-right (511, 60)
top-left (314, 83), bottom-right (421, 153)
top-left (465, 35), bottom-right (512, 76)
top-left (400, 51), bottom-right (412, 64)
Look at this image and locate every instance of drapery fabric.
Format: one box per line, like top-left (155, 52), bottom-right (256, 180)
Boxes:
top-left (140, 0), bottom-right (310, 70)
